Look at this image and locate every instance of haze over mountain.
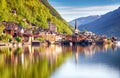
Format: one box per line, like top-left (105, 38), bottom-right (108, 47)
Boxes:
top-left (0, 0), bottom-right (72, 34)
top-left (78, 7), bottom-right (120, 37)
top-left (69, 15), bottom-right (100, 27)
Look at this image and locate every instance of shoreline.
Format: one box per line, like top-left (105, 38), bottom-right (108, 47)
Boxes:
top-left (0, 40), bottom-right (120, 47)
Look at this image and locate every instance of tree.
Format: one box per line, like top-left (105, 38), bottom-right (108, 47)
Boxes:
top-left (15, 37), bottom-right (22, 43)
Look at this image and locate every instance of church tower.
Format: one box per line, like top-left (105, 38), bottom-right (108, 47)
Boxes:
top-left (47, 18), bottom-right (51, 29)
top-left (74, 19), bottom-right (78, 34)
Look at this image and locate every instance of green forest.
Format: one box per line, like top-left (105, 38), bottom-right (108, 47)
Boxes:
top-left (0, 0), bottom-right (72, 34)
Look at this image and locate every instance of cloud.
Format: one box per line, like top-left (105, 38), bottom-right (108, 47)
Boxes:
top-left (55, 6), bottom-right (72, 9)
top-left (54, 5), bottom-right (120, 21)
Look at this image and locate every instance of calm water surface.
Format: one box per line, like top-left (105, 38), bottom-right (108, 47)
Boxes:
top-left (0, 44), bottom-right (120, 78)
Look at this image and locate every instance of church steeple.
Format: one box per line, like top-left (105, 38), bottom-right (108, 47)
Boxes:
top-left (74, 19), bottom-right (78, 34)
top-left (75, 19), bottom-right (77, 30)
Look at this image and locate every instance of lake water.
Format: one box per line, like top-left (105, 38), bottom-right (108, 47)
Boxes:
top-left (0, 44), bottom-right (120, 78)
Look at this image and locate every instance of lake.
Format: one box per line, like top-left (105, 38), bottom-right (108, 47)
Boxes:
top-left (0, 44), bottom-right (120, 78)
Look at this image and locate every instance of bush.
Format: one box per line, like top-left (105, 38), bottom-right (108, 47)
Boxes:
top-left (15, 37), bottom-right (22, 43)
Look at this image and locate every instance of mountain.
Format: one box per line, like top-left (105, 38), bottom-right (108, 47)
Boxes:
top-left (0, 0), bottom-right (72, 34)
top-left (69, 15), bottom-right (100, 28)
top-left (79, 7), bottom-right (120, 37)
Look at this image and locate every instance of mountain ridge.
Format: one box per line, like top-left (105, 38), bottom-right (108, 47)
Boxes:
top-left (69, 15), bottom-right (100, 29)
top-left (79, 7), bottom-right (120, 37)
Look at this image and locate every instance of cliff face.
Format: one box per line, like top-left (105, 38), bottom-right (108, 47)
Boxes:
top-left (0, 0), bottom-right (72, 34)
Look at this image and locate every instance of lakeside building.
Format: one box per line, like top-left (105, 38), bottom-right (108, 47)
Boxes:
top-left (34, 19), bottom-right (62, 44)
top-left (64, 19), bottom-right (87, 43)
top-left (3, 21), bottom-right (24, 37)
top-left (2, 19), bottom-right (62, 44)
top-left (62, 19), bottom-right (113, 45)
top-left (1, 19), bottom-right (117, 46)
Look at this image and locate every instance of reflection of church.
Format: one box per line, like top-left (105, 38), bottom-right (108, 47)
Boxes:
top-left (1, 43), bottom-right (118, 66)
top-left (71, 44), bottom-right (117, 64)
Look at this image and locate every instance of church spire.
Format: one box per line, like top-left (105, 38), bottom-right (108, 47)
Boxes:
top-left (75, 19), bottom-right (77, 30)
top-left (74, 19), bottom-right (78, 34)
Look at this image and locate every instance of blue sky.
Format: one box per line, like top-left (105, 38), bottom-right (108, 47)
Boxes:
top-left (48, 0), bottom-right (120, 21)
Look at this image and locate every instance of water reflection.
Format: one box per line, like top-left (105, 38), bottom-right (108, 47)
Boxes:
top-left (0, 44), bottom-right (120, 78)
top-left (0, 45), bottom-right (72, 78)
top-left (51, 44), bottom-right (120, 78)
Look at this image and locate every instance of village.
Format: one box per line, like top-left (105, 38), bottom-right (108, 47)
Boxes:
top-left (0, 19), bottom-right (118, 47)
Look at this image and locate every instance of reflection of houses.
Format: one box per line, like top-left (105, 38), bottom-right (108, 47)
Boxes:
top-left (1, 43), bottom-right (118, 66)
top-left (3, 45), bottom-right (63, 67)
top-left (71, 44), bottom-right (115, 62)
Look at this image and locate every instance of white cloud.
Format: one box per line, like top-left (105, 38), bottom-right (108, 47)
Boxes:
top-left (54, 5), bottom-right (120, 21)
top-left (55, 6), bottom-right (72, 9)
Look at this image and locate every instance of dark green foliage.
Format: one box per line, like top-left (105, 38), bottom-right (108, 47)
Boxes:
top-left (0, 0), bottom-right (72, 34)
top-left (15, 37), bottom-right (22, 43)
top-left (16, 47), bottom-right (22, 54)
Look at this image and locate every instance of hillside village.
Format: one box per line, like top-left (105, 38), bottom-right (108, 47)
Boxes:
top-left (0, 0), bottom-right (118, 47)
top-left (0, 19), bottom-right (118, 47)
top-left (0, 1), bottom-right (120, 78)
top-left (1, 19), bottom-right (61, 46)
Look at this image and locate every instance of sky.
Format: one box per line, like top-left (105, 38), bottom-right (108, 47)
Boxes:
top-left (48, 0), bottom-right (120, 21)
